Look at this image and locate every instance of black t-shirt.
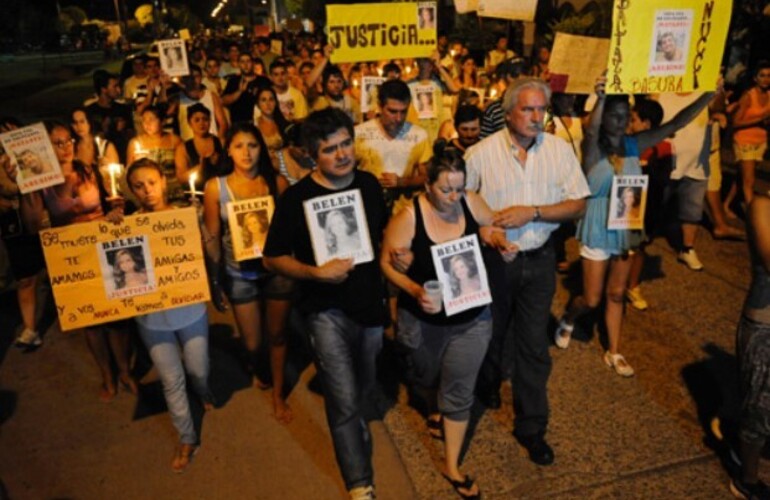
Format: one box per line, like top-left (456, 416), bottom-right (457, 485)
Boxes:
top-left (222, 74), bottom-right (272, 124)
top-left (264, 170), bottom-right (388, 326)
top-left (85, 101), bottom-right (134, 163)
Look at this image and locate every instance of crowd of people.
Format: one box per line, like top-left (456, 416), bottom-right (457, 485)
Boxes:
top-left (1, 25), bottom-right (769, 500)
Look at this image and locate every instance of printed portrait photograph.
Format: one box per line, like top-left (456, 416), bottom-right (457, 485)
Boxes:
top-left (441, 250), bottom-right (481, 299)
top-left (418, 5), bottom-right (436, 30)
top-left (238, 209), bottom-right (269, 249)
top-left (655, 31), bottom-right (684, 63)
top-left (15, 147), bottom-right (53, 179)
top-left (105, 245), bottom-right (151, 292)
top-left (163, 45), bottom-right (185, 71)
top-left (416, 90), bottom-right (434, 113)
top-left (318, 207), bottom-right (361, 257)
top-left (614, 186), bottom-right (643, 221)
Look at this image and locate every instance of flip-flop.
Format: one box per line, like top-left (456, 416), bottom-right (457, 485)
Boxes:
top-left (442, 473), bottom-right (480, 500)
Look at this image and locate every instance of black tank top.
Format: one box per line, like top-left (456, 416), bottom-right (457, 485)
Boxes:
top-left (399, 195), bottom-right (486, 325)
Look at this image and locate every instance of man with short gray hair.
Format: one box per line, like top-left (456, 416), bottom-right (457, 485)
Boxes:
top-left (465, 77), bottom-right (590, 465)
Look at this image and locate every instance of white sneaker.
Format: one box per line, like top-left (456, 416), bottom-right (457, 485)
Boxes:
top-left (603, 351), bottom-right (634, 377)
top-left (554, 319), bottom-right (574, 349)
top-left (349, 485), bottom-right (376, 500)
top-left (678, 249), bottom-right (704, 271)
top-left (15, 329), bottom-right (42, 349)
top-left (626, 287), bottom-right (649, 311)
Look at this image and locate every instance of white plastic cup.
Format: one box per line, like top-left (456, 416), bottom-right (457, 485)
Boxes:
top-left (423, 280), bottom-right (443, 311)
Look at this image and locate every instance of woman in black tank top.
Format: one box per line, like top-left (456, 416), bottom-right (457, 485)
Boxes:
top-left (381, 147), bottom-right (517, 499)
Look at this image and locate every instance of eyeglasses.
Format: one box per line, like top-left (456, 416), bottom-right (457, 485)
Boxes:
top-left (52, 138), bottom-right (75, 149)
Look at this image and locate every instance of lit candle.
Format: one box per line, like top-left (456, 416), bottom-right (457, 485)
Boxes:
top-left (189, 172), bottom-right (198, 200)
top-left (450, 49), bottom-right (456, 58)
top-left (107, 163), bottom-right (121, 198)
top-left (490, 88), bottom-right (498, 99)
top-left (352, 79), bottom-right (359, 88)
top-left (377, 67), bottom-right (383, 77)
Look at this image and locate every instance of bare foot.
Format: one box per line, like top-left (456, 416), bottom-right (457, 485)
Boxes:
top-left (273, 394), bottom-right (293, 424)
top-left (713, 226), bottom-right (746, 240)
top-left (119, 374), bottom-right (139, 395)
top-left (99, 383), bottom-right (117, 403)
top-left (724, 204), bottom-right (738, 220)
top-left (171, 443), bottom-right (198, 473)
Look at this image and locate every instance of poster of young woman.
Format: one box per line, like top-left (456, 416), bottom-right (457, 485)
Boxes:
top-left (607, 175), bottom-right (648, 230)
top-left (361, 76), bottom-right (385, 113)
top-left (303, 189), bottom-right (373, 266)
top-left (0, 122), bottom-right (64, 194)
top-left (39, 207), bottom-right (209, 331)
top-left (430, 234), bottom-right (491, 316)
top-left (226, 196), bottom-right (274, 261)
top-left (158, 38), bottom-right (189, 78)
top-left (413, 84), bottom-right (437, 119)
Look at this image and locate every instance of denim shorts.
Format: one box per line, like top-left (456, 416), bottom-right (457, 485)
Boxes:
top-left (668, 177), bottom-right (707, 223)
top-left (224, 272), bottom-right (295, 305)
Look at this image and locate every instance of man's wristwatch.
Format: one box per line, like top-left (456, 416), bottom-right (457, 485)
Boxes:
top-left (533, 206), bottom-right (542, 222)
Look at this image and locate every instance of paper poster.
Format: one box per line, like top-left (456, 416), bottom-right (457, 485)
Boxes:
top-left (549, 33), bottom-right (611, 94)
top-left (477, 0), bottom-right (536, 21)
top-left (606, 0), bottom-right (732, 94)
top-left (270, 39), bottom-right (284, 56)
top-left (303, 189), bottom-right (373, 266)
top-left (413, 84), bottom-right (437, 119)
top-left (417, 2), bottom-right (437, 31)
top-left (0, 123), bottom-right (64, 194)
top-left (226, 196), bottom-right (274, 261)
top-left (327, 2), bottom-right (437, 63)
top-left (158, 38), bottom-right (189, 78)
top-left (178, 29), bottom-right (191, 41)
top-left (361, 76), bottom-right (385, 113)
top-left (607, 175), bottom-right (648, 230)
top-left (454, 0), bottom-right (479, 14)
top-left (40, 208), bottom-right (210, 331)
top-left (430, 234), bottom-right (492, 316)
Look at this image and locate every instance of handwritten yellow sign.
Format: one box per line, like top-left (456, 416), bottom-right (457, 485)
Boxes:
top-left (40, 207), bottom-right (210, 331)
top-left (549, 33), bottom-right (611, 94)
top-left (327, 2), bottom-right (436, 63)
top-left (607, 0), bottom-right (732, 94)
top-left (477, 0), bottom-right (536, 21)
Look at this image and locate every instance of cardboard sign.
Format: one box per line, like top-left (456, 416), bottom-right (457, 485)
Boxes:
top-left (40, 208), bottom-right (210, 331)
top-left (477, 0), bottom-right (536, 21)
top-left (454, 0), bottom-right (479, 14)
top-left (303, 189), bottom-right (373, 266)
top-left (549, 33), bottom-right (611, 94)
top-left (226, 196), bottom-right (274, 261)
top-left (158, 38), bottom-right (189, 78)
top-left (327, 2), bottom-right (437, 63)
top-left (607, 0), bottom-right (732, 94)
top-left (430, 234), bottom-right (491, 316)
top-left (0, 123), bottom-right (64, 194)
top-left (607, 175), bottom-right (648, 230)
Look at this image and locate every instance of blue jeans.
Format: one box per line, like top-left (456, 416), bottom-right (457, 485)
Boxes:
top-left (137, 312), bottom-right (211, 445)
top-left (306, 309), bottom-right (383, 490)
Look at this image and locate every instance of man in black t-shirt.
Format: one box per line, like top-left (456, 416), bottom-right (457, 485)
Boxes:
top-left (85, 70), bottom-right (133, 163)
top-left (221, 51), bottom-right (271, 124)
top-left (263, 109), bottom-right (386, 500)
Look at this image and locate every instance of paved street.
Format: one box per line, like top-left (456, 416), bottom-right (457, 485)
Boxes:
top-left (0, 53), bottom-right (762, 499)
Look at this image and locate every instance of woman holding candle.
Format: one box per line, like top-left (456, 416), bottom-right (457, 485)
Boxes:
top-left (9, 121), bottom-right (137, 401)
top-left (71, 106), bottom-right (120, 175)
top-left (174, 103), bottom-right (224, 193)
top-left (127, 106), bottom-right (183, 204)
top-left (124, 157), bottom-right (215, 472)
top-left (203, 123), bottom-right (295, 423)
top-left (380, 145), bottom-right (516, 500)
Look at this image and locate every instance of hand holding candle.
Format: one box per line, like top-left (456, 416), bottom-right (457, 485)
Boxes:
top-left (107, 163), bottom-right (121, 198)
top-left (189, 172), bottom-right (198, 200)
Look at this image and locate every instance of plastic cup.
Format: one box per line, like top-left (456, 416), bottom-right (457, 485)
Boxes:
top-left (423, 280), bottom-right (443, 311)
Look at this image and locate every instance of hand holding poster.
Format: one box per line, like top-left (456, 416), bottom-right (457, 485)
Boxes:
top-left (607, 175), bottom-right (648, 230)
top-left (40, 207), bottom-right (209, 331)
top-left (0, 123), bottom-right (64, 194)
top-left (158, 39), bottom-right (189, 78)
top-left (326, 2), bottom-right (437, 63)
top-left (549, 33), bottom-right (611, 94)
top-left (606, 0), bottom-right (732, 94)
top-left (226, 196), bottom-right (274, 261)
top-left (303, 189), bottom-right (373, 266)
top-left (430, 234), bottom-right (492, 316)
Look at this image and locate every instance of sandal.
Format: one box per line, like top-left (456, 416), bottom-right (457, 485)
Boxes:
top-left (442, 473), bottom-right (480, 500)
top-left (603, 351), bottom-right (635, 377)
top-left (427, 415), bottom-right (444, 440)
top-left (171, 443), bottom-right (199, 473)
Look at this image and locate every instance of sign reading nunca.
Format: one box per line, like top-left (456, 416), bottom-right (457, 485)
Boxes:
top-left (40, 207), bottom-right (210, 331)
top-left (327, 2), bottom-right (437, 63)
top-left (607, 0), bottom-right (732, 94)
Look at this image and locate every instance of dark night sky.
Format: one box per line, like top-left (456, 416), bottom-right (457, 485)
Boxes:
top-left (60, 0), bottom-right (218, 22)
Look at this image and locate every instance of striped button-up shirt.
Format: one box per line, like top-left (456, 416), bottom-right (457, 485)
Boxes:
top-left (465, 129), bottom-right (590, 251)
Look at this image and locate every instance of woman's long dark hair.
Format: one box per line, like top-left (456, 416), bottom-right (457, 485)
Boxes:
top-left (221, 123), bottom-right (278, 195)
top-left (597, 95), bottom-right (630, 157)
top-left (256, 86), bottom-right (291, 145)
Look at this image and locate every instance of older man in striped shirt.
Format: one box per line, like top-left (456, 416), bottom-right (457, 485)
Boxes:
top-left (465, 77), bottom-right (590, 466)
